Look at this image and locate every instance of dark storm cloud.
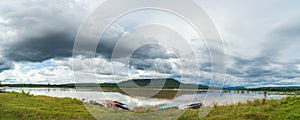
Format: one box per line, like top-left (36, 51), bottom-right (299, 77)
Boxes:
top-left (130, 58), bottom-right (176, 74)
top-left (199, 62), bottom-right (212, 72)
top-left (95, 26), bottom-right (179, 60)
top-left (229, 55), bottom-right (299, 82)
top-left (1, 0), bottom-right (174, 63)
top-left (0, 0), bottom-right (87, 62)
top-left (5, 32), bottom-right (75, 62)
top-left (0, 57), bottom-right (13, 72)
top-left (129, 44), bottom-right (178, 74)
top-left (261, 15), bottom-right (300, 57)
top-left (130, 44), bottom-right (176, 59)
top-left (226, 54), bottom-right (300, 87)
top-left (225, 15), bottom-right (300, 86)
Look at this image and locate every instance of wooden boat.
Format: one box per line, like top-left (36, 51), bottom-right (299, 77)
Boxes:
top-left (89, 100), bottom-right (104, 107)
top-left (187, 103), bottom-right (203, 109)
top-left (105, 100), bottom-right (130, 110)
top-left (156, 104), bottom-right (179, 110)
top-left (113, 101), bottom-right (125, 105)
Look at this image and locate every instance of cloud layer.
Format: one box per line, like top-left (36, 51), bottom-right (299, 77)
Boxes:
top-left (0, 0), bottom-right (299, 87)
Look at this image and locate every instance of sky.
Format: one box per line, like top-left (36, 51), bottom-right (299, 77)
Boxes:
top-left (0, 0), bottom-right (299, 87)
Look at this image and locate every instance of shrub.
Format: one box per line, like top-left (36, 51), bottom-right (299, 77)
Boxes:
top-left (262, 98), bottom-right (266, 105)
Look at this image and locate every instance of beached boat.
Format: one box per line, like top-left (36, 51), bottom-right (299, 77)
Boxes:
top-left (105, 100), bottom-right (130, 110)
top-left (187, 103), bottom-right (203, 109)
top-left (156, 104), bottom-right (179, 110)
top-left (89, 100), bottom-right (104, 107)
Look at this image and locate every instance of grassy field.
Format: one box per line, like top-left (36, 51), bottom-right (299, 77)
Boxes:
top-left (0, 92), bottom-right (299, 120)
top-left (179, 96), bottom-right (300, 120)
top-left (0, 92), bottom-right (95, 120)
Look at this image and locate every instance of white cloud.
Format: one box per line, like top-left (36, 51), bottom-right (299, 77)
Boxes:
top-left (0, 62), bottom-right (72, 84)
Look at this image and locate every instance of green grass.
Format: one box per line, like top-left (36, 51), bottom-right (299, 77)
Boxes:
top-left (179, 96), bottom-right (300, 120)
top-left (0, 92), bottom-right (299, 120)
top-left (0, 92), bottom-right (95, 120)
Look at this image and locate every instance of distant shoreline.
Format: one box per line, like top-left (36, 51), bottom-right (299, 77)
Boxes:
top-left (2, 78), bottom-right (300, 92)
top-left (1, 84), bottom-right (300, 93)
top-left (1, 77), bottom-right (300, 92)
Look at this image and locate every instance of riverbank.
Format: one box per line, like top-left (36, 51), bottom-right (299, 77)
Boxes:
top-left (0, 92), bottom-right (299, 120)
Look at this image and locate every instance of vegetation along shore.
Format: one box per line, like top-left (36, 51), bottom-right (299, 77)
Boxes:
top-left (0, 91), bottom-right (299, 120)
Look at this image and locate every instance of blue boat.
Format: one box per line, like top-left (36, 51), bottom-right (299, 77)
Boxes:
top-left (156, 104), bottom-right (179, 110)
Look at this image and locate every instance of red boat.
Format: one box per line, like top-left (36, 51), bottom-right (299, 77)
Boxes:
top-left (105, 100), bottom-right (130, 110)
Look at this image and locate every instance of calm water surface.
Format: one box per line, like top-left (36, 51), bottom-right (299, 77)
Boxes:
top-left (5, 88), bottom-right (288, 109)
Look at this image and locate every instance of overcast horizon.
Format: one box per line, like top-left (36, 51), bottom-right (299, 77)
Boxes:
top-left (0, 0), bottom-right (300, 88)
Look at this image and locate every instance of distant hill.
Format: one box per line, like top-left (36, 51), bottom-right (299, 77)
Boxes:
top-left (118, 78), bottom-right (207, 89)
top-left (248, 86), bottom-right (300, 91)
top-left (223, 85), bottom-right (300, 91)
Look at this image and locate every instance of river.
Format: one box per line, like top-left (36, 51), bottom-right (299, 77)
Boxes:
top-left (5, 87), bottom-right (289, 109)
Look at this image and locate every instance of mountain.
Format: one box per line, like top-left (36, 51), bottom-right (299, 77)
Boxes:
top-left (118, 78), bottom-right (182, 89)
top-left (116, 78), bottom-right (208, 98)
top-left (118, 78), bottom-right (208, 89)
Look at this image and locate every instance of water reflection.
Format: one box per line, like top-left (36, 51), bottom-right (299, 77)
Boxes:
top-left (5, 87), bottom-right (288, 109)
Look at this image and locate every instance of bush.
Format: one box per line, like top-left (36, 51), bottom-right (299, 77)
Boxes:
top-left (262, 98), bottom-right (266, 105)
